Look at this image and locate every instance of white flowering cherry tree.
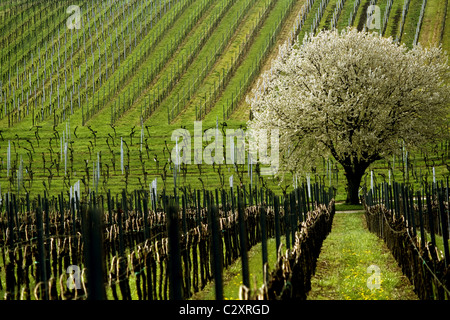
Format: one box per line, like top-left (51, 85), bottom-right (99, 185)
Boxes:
top-left (248, 28), bottom-right (449, 204)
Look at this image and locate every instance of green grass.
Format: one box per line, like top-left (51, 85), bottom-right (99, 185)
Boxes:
top-left (318, 0), bottom-right (339, 30)
top-left (384, 0), bottom-right (405, 39)
top-left (400, 0), bottom-right (424, 47)
top-left (83, 0), bottom-right (221, 127)
top-left (353, 0), bottom-right (372, 31)
top-left (94, 0), bottom-right (220, 125)
top-left (417, 0), bottom-right (447, 47)
top-left (0, 0), bottom-right (286, 197)
top-left (1, 0), bottom-right (158, 127)
top-left (417, 226), bottom-right (449, 258)
top-left (176, 0), bottom-right (269, 119)
top-left (204, 0), bottom-right (296, 122)
top-left (229, 0), bottom-right (308, 121)
top-left (190, 237), bottom-right (278, 300)
top-left (334, 202), bottom-right (363, 211)
top-left (297, 0), bottom-right (324, 42)
top-left (442, 1), bottom-right (450, 54)
top-left (308, 211), bottom-right (418, 300)
top-left (336, 0), bottom-right (361, 30)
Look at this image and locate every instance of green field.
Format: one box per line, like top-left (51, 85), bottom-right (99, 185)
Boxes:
top-left (0, 0), bottom-right (448, 203)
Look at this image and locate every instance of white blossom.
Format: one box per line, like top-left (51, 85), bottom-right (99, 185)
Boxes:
top-left (247, 27), bottom-right (449, 202)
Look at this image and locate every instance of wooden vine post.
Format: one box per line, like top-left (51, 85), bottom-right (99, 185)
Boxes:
top-left (237, 187), bottom-right (250, 289)
top-left (82, 198), bottom-right (106, 300)
top-left (167, 198), bottom-right (182, 300)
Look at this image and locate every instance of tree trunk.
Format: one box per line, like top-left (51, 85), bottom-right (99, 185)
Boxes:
top-left (344, 164), bottom-right (368, 205)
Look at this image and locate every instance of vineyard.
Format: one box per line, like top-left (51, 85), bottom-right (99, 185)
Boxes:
top-left (364, 181), bottom-right (450, 300)
top-left (0, 181), bottom-right (334, 300)
top-left (0, 0), bottom-right (449, 302)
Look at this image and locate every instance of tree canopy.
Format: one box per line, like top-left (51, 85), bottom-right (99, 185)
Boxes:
top-left (247, 28), bottom-right (450, 204)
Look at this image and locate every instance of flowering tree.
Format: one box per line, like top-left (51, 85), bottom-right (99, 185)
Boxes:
top-left (248, 28), bottom-right (450, 204)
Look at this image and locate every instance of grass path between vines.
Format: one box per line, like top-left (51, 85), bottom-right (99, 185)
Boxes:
top-left (308, 209), bottom-right (418, 300)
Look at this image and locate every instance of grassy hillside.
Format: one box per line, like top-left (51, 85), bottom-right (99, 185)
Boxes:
top-left (0, 0), bottom-right (448, 202)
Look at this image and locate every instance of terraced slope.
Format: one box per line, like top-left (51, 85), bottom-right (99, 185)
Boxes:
top-left (0, 0), bottom-right (448, 198)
